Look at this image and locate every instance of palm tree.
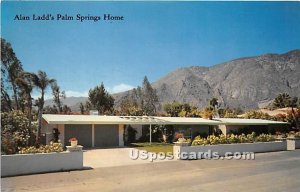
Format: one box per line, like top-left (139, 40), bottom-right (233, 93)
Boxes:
top-left (51, 82), bottom-right (65, 113)
top-left (7, 60), bottom-right (23, 110)
top-left (29, 70), bottom-right (56, 145)
top-left (16, 72), bottom-right (34, 127)
top-left (1, 80), bottom-right (12, 111)
top-left (15, 72), bottom-right (35, 145)
top-left (79, 102), bottom-right (85, 114)
top-left (1, 38), bottom-right (24, 111)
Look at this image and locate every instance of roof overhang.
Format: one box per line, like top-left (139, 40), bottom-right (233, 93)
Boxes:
top-left (42, 115), bottom-right (220, 125)
top-left (42, 115), bottom-right (288, 126)
top-left (214, 118), bottom-right (288, 125)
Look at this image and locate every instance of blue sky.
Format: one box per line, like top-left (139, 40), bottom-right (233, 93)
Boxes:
top-left (2, 1), bottom-right (300, 98)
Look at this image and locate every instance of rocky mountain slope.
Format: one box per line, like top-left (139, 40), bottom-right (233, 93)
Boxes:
top-left (115, 50), bottom-right (300, 110)
top-left (46, 50), bottom-right (300, 111)
top-left (44, 97), bottom-right (87, 112)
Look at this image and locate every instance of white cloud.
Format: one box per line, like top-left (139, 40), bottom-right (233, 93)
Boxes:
top-left (31, 90), bottom-right (88, 101)
top-left (31, 83), bottom-right (134, 99)
top-left (64, 84), bottom-right (134, 96)
top-left (109, 83), bottom-right (135, 94)
top-left (64, 90), bottom-right (89, 97)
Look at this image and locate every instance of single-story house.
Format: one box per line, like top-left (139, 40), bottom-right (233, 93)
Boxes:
top-left (42, 114), bottom-right (288, 148)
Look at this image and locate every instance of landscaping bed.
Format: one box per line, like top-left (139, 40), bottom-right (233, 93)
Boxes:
top-left (174, 132), bottom-right (288, 160)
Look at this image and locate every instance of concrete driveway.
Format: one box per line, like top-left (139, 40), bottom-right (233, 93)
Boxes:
top-left (83, 147), bottom-right (174, 168)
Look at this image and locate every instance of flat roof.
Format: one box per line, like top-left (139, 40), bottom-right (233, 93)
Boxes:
top-left (214, 118), bottom-right (287, 125)
top-left (43, 115), bottom-right (220, 125)
top-left (42, 114), bottom-right (287, 125)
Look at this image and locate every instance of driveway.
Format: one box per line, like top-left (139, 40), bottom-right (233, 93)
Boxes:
top-left (2, 150), bottom-right (300, 192)
top-left (83, 147), bottom-right (174, 168)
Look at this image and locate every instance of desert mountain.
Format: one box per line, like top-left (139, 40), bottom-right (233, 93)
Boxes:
top-left (46, 50), bottom-right (300, 111)
top-left (44, 97), bottom-right (88, 112)
top-left (114, 50), bottom-right (300, 110)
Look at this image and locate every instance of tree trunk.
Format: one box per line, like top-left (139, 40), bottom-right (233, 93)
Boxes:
top-left (11, 82), bottom-right (19, 110)
top-left (1, 88), bottom-right (12, 111)
top-left (36, 107), bottom-right (43, 146)
top-left (36, 91), bottom-right (45, 146)
top-left (58, 97), bottom-right (62, 113)
top-left (27, 95), bottom-right (33, 145)
top-left (28, 99), bottom-right (32, 127)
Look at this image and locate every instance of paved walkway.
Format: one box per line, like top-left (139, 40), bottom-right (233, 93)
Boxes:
top-left (2, 150), bottom-right (300, 192)
top-left (83, 148), bottom-right (174, 168)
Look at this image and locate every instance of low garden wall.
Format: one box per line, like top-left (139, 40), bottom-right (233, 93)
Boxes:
top-left (174, 141), bottom-right (287, 160)
top-left (296, 139), bottom-right (300, 149)
top-left (287, 138), bottom-right (300, 150)
top-left (1, 151), bottom-right (83, 177)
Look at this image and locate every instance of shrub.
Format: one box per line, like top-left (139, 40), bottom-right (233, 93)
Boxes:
top-left (288, 131), bottom-right (300, 138)
top-left (246, 132), bottom-right (256, 143)
top-left (218, 134), bottom-right (228, 144)
top-left (177, 138), bottom-right (191, 144)
top-left (238, 134), bottom-right (249, 143)
top-left (1, 110), bottom-right (36, 154)
top-left (192, 136), bottom-right (208, 146)
top-left (227, 134), bottom-right (240, 143)
top-left (295, 132), bottom-right (300, 138)
top-left (207, 135), bottom-right (222, 145)
top-left (18, 142), bottom-right (63, 154)
top-left (192, 132), bottom-right (275, 146)
top-left (223, 111), bottom-right (238, 118)
top-left (255, 134), bottom-right (275, 142)
top-left (201, 108), bottom-right (214, 119)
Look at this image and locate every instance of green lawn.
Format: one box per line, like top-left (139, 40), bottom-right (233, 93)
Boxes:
top-left (130, 142), bottom-right (173, 154)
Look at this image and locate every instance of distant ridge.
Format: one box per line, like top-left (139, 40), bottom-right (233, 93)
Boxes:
top-left (45, 50), bottom-right (300, 111)
top-left (114, 49), bottom-right (300, 110)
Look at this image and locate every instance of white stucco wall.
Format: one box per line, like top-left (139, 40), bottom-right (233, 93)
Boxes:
top-left (287, 138), bottom-right (300, 150)
top-left (174, 141), bottom-right (287, 160)
top-left (1, 151), bottom-right (83, 177)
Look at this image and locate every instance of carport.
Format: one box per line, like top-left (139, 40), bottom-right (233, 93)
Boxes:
top-left (42, 115), bottom-right (129, 148)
